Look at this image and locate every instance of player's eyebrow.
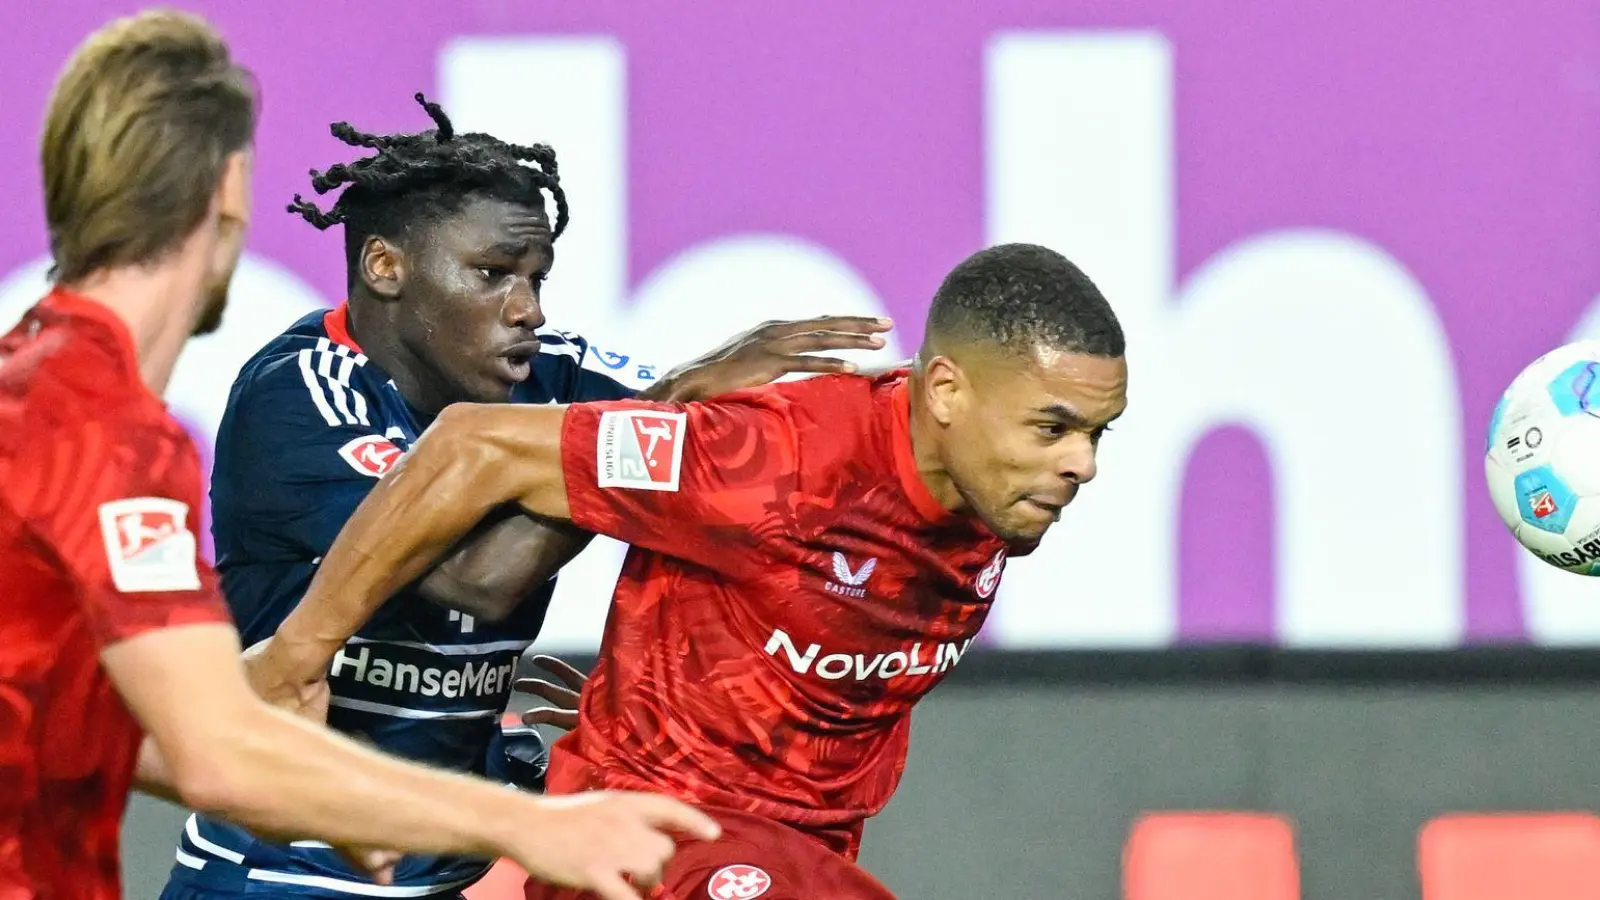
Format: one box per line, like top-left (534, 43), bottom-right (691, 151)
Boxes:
top-left (482, 239), bottom-right (535, 258)
top-left (1036, 402), bottom-right (1123, 429)
top-left (1035, 401), bottom-right (1090, 427)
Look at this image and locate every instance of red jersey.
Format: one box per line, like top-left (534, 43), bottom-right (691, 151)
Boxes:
top-left (553, 373), bottom-right (1009, 858)
top-left (0, 290), bottom-right (229, 900)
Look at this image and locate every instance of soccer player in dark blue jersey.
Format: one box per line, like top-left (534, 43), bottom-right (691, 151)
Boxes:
top-left (159, 94), bottom-right (890, 900)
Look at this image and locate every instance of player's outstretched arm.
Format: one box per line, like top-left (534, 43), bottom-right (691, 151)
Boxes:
top-left (106, 621), bottom-right (717, 900)
top-left (266, 403), bottom-right (571, 687)
top-left (413, 315), bottom-right (891, 622)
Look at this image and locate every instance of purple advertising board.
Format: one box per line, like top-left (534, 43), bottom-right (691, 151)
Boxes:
top-left (3, 1), bottom-right (1598, 650)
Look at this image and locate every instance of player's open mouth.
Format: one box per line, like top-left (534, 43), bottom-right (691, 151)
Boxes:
top-left (497, 342), bottom-right (540, 382)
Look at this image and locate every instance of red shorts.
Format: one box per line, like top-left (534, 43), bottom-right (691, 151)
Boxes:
top-left (521, 806), bottom-right (896, 900)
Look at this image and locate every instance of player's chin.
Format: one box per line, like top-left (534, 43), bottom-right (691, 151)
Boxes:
top-left (993, 506), bottom-right (1058, 543)
top-left (191, 292), bottom-right (228, 337)
top-left (466, 361), bottom-right (526, 401)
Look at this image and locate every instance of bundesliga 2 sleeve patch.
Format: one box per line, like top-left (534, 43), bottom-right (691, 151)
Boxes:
top-left (596, 409), bottom-right (687, 491)
top-left (337, 434), bottom-right (404, 478)
top-left (96, 497), bottom-right (202, 593)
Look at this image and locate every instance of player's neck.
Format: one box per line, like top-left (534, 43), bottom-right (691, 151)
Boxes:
top-left (905, 377), bottom-right (967, 514)
top-left (60, 255), bottom-right (208, 396)
top-left (343, 299), bottom-right (455, 417)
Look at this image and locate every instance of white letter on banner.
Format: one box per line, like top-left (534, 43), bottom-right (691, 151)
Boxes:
top-left (982, 32), bottom-right (1464, 648)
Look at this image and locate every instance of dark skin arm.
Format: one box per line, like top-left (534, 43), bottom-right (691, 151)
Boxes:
top-left (255, 401), bottom-right (575, 694)
top-left (413, 316), bottom-right (893, 622)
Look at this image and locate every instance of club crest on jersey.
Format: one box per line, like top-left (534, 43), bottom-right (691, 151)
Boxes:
top-left (596, 409), bottom-right (686, 491)
top-left (337, 434), bottom-right (403, 478)
top-left (974, 548), bottom-right (1007, 599)
top-left (708, 864), bottom-right (772, 900)
top-left (96, 497), bottom-right (201, 593)
top-left (827, 552), bottom-right (877, 598)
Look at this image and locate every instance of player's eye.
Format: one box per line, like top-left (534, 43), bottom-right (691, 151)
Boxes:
top-left (1034, 422), bottom-right (1067, 440)
top-left (475, 266), bottom-right (512, 281)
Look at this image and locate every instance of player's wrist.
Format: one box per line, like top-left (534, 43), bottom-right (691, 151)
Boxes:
top-left (474, 786), bottom-right (549, 860)
top-left (638, 367), bottom-right (699, 402)
top-left (260, 625), bottom-right (341, 682)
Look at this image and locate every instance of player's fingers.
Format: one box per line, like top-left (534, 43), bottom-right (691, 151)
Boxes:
top-left (752, 316), bottom-right (892, 340)
top-left (765, 329), bottom-right (888, 355)
top-left (855, 357), bottom-right (914, 378)
top-left (585, 870), bottom-right (645, 900)
top-left (633, 795), bottom-right (722, 840)
top-left (514, 677), bottom-right (581, 707)
top-left (627, 850), bottom-right (667, 890)
top-left (766, 355), bottom-right (859, 377)
top-left (521, 706), bottom-right (580, 729)
top-left (339, 847), bottom-right (400, 884)
top-left (528, 654), bottom-right (589, 691)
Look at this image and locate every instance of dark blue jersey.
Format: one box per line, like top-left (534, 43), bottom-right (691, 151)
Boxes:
top-left (165, 305), bottom-right (654, 898)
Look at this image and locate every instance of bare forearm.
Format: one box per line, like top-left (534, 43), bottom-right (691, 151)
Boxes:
top-left (275, 404), bottom-right (570, 673)
top-left (133, 736), bottom-right (182, 804)
top-left (190, 704), bottom-right (524, 854)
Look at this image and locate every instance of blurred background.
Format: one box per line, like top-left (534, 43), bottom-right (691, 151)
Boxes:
top-left (6, 1), bottom-right (1600, 897)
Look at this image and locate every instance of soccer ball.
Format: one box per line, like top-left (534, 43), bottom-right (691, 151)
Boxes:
top-left (1485, 340), bottom-right (1600, 575)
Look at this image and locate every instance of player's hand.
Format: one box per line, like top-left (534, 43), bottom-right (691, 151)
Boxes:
top-left (649, 316), bottom-right (894, 402)
top-left (241, 637), bottom-right (330, 724)
top-left (515, 654), bottom-right (589, 731)
top-left (335, 845), bottom-right (402, 885)
top-left (510, 791), bottom-right (720, 900)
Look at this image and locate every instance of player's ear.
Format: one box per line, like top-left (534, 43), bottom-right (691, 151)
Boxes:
top-left (214, 149), bottom-right (253, 230)
top-left (360, 236), bottom-right (405, 300)
top-left (923, 355), bottom-right (964, 427)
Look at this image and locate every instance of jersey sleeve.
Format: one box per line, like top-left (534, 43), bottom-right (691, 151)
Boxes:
top-left (212, 349), bottom-right (399, 559)
top-left (559, 394), bottom-right (801, 569)
top-left (576, 338), bottom-right (661, 399)
top-left (12, 415), bottom-right (229, 648)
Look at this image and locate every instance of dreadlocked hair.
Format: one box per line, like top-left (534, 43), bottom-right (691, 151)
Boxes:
top-left (288, 93), bottom-right (567, 285)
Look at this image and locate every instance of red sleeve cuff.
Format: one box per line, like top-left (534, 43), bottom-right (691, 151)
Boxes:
top-left (560, 404), bottom-right (605, 534)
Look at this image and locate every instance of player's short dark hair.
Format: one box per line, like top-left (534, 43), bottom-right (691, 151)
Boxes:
top-left (924, 243), bottom-right (1125, 359)
top-left (289, 93), bottom-right (567, 287)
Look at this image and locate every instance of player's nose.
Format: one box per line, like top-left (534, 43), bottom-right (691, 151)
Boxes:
top-left (503, 283), bottom-right (546, 331)
top-left (1056, 434), bottom-right (1099, 485)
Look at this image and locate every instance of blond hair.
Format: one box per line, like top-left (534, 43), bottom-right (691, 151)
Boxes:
top-left (41, 8), bottom-right (257, 282)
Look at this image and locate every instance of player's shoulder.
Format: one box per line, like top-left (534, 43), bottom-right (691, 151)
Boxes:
top-left (516, 329), bottom-right (590, 403)
top-left (0, 294), bottom-right (182, 445)
top-left (226, 307), bottom-right (385, 427)
top-left (574, 332), bottom-right (663, 392)
top-left (521, 328), bottom-right (658, 403)
top-left (232, 306), bottom-right (370, 391)
top-left (768, 370), bottom-right (905, 426)
top-left (729, 371), bottom-right (905, 459)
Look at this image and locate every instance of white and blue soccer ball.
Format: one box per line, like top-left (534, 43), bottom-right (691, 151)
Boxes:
top-left (1486, 340), bottom-right (1600, 575)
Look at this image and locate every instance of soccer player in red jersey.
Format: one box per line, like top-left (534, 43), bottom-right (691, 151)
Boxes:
top-left (0, 11), bottom-right (717, 900)
top-left (250, 241), bottom-right (1127, 899)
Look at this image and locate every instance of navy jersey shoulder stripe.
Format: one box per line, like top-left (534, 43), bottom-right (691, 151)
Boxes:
top-left (295, 337), bottom-right (371, 427)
